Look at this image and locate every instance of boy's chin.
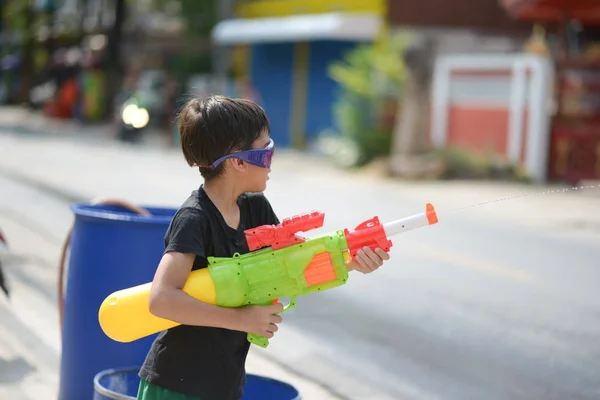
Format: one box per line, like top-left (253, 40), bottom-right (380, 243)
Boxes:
top-left (248, 182), bottom-right (267, 193)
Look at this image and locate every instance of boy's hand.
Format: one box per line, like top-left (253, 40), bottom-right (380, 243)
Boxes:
top-left (348, 246), bottom-right (390, 274)
top-left (235, 302), bottom-right (284, 338)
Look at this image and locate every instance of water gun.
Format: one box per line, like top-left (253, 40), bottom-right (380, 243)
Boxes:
top-left (98, 204), bottom-right (438, 348)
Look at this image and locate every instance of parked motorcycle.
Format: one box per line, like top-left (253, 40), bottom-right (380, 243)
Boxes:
top-left (116, 96), bottom-right (150, 143)
top-left (115, 69), bottom-right (164, 144)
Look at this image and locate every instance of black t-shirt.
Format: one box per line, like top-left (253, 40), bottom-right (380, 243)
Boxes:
top-left (139, 185), bottom-right (279, 399)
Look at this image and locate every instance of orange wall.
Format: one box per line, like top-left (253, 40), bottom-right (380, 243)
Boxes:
top-left (447, 105), bottom-right (509, 155)
top-left (446, 105), bottom-right (529, 163)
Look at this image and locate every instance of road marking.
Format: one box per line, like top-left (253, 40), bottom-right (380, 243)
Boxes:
top-left (403, 241), bottom-right (534, 283)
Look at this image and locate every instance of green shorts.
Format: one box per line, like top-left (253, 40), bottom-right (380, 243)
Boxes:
top-left (136, 379), bottom-right (202, 400)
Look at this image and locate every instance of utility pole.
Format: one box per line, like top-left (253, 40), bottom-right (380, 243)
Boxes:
top-left (19, 0), bottom-right (34, 105)
top-left (102, 0), bottom-right (126, 120)
top-left (213, 0), bottom-right (234, 81)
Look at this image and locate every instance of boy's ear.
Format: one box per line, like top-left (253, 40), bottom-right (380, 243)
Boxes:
top-left (227, 158), bottom-right (247, 172)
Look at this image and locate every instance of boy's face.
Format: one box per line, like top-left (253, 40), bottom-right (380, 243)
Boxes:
top-left (245, 130), bottom-right (272, 192)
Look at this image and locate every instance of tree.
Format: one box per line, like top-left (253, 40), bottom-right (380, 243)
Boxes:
top-left (327, 34), bottom-right (408, 166)
top-left (388, 34), bottom-right (443, 179)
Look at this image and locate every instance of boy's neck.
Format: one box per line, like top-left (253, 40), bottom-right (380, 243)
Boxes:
top-left (203, 179), bottom-right (243, 215)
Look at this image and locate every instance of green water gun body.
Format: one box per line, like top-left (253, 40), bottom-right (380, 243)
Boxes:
top-left (99, 205), bottom-right (439, 347)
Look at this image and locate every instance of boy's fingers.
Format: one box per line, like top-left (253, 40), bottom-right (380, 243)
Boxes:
top-left (271, 314), bottom-right (283, 323)
top-left (358, 258), bottom-right (376, 273)
top-left (363, 247), bottom-right (383, 266)
top-left (375, 248), bottom-right (390, 260)
top-left (357, 250), bottom-right (376, 271)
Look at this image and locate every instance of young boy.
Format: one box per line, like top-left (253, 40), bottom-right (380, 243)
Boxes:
top-left (137, 95), bottom-right (390, 400)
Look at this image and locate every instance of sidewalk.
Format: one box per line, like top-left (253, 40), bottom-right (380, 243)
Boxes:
top-left (0, 106), bottom-right (114, 138)
top-left (0, 105), bottom-right (597, 199)
top-left (0, 124), bottom-right (598, 234)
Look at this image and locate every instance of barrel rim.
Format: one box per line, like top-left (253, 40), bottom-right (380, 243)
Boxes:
top-left (71, 203), bottom-right (175, 224)
top-left (93, 366), bottom-right (139, 400)
top-left (93, 367), bottom-right (302, 400)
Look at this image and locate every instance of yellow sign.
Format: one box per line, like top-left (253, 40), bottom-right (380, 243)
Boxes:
top-left (236, 0), bottom-right (385, 19)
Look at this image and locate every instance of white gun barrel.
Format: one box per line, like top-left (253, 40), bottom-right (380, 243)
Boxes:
top-left (383, 203), bottom-right (438, 237)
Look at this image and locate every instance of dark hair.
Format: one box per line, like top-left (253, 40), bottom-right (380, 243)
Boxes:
top-left (178, 95), bottom-right (270, 181)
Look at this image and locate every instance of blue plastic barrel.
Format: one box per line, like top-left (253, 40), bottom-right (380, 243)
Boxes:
top-left (59, 203), bottom-right (177, 400)
top-left (93, 367), bottom-right (302, 400)
top-left (93, 367), bottom-right (140, 400)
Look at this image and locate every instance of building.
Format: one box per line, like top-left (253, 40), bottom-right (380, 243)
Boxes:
top-left (386, 0), bottom-right (534, 55)
top-left (384, 1), bottom-right (551, 180)
top-left (212, 0), bottom-right (386, 148)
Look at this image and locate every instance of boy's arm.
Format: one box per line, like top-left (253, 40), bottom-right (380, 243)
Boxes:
top-left (147, 207), bottom-right (283, 336)
top-left (147, 207), bottom-right (240, 328)
top-left (148, 251), bottom-right (241, 330)
top-left (148, 251), bottom-right (284, 337)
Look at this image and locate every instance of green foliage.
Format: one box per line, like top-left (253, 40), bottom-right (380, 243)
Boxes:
top-left (432, 147), bottom-right (530, 181)
top-left (327, 33), bottom-right (409, 166)
top-left (329, 95), bottom-right (389, 166)
top-left (167, 53), bottom-right (212, 80)
top-left (328, 33), bottom-right (408, 99)
top-left (180, 0), bottom-right (218, 36)
top-left (130, 0), bottom-right (218, 36)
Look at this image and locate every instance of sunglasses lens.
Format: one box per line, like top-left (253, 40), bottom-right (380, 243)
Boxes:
top-left (264, 148), bottom-right (273, 168)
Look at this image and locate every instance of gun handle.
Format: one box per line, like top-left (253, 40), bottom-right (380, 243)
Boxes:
top-left (247, 333), bottom-right (270, 348)
top-left (246, 296), bottom-right (297, 348)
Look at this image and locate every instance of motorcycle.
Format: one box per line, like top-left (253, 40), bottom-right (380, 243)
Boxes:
top-left (115, 96), bottom-right (151, 144)
top-left (115, 69), bottom-right (165, 144)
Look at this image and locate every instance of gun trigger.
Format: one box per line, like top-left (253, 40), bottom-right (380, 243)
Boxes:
top-left (283, 296), bottom-right (297, 312)
top-left (274, 296), bottom-right (297, 314)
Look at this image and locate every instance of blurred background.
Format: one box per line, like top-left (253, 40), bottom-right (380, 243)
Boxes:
top-left (1, 1), bottom-right (600, 400)
top-left (0, 0), bottom-right (599, 182)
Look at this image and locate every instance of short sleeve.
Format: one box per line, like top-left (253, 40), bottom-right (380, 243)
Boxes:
top-left (244, 193), bottom-right (280, 226)
top-left (164, 208), bottom-right (206, 259)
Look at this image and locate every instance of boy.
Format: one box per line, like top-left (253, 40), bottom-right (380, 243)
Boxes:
top-left (137, 95), bottom-right (390, 400)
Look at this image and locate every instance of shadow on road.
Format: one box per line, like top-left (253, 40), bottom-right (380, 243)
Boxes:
top-left (0, 357), bottom-right (36, 384)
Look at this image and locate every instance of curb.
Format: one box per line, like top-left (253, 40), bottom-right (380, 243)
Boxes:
top-left (0, 163), bottom-right (86, 204)
top-left (0, 122), bottom-right (86, 136)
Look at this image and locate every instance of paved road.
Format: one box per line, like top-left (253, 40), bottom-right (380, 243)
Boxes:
top-left (1, 132), bottom-right (599, 400)
top-left (265, 212), bottom-right (600, 400)
top-left (260, 166), bottom-right (600, 400)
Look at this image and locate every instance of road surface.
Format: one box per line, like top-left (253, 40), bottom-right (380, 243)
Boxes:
top-left (0, 131), bottom-right (599, 400)
top-left (260, 164), bottom-right (600, 400)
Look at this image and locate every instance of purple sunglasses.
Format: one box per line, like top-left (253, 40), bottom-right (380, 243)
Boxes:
top-left (198, 139), bottom-right (274, 170)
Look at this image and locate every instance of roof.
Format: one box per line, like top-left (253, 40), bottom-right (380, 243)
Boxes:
top-left (499, 0), bottom-right (600, 24)
top-left (211, 12), bottom-right (382, 45)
